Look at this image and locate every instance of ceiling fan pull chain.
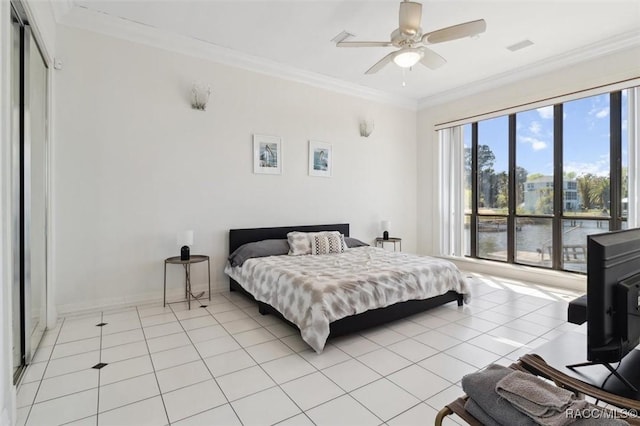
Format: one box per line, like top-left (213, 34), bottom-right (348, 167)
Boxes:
top-left (402, 68), bottom-right (407, 87)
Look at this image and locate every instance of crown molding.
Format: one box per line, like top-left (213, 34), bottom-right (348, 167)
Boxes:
top-left (417, 29), bottom-right (640, 110)
top-left (57, 5), bottom-right (418, 111)
top-left (55, 4), bottom-right (640, 113)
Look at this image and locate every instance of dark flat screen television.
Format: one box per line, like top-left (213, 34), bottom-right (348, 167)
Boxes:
top-left (587, 228), bottom-right (640, 365)
top-left (570, 228), bottom-right (640, 390)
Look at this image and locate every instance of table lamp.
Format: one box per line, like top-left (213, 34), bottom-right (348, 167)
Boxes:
top-left (177, 230), bottom-right (194, 260)
top-left (381, 220), bottom-right (390, 240)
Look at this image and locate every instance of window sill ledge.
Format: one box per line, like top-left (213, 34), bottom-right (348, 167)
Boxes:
top-left (440, 255), bottom-right (586, 293)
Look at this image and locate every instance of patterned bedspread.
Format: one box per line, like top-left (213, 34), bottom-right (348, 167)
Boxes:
top-left (224, 246), bottom-right (471, 353)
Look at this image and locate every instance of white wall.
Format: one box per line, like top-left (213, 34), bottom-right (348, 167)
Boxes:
top-left (417, 45), bottom-right (640, 285)
top-left (53, 25), bottom-right (418, 313)
top-left (24, 0), bottom-right (56, 62)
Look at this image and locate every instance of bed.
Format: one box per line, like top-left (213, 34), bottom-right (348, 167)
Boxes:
top-left (224, 223), bottom-right (470, 353)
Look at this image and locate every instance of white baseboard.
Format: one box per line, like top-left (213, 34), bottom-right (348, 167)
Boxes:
top-left (56, 280), bottom-right (230, 317)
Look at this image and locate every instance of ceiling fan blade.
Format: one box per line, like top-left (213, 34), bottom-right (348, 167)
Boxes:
top-left (399, 1), bottom-right (422, 36)
top-left (365, 51), bottom-right (397, 75)
top-left (336, 41), bottom-right (393, 48)
top-left (422, 19), bottom-right (487, 44)
top-left (419, 47), bottom-right (446, 70)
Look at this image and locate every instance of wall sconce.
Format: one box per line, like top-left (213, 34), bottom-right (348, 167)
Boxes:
top-left (191, 83), bottom-right (211, 111)
top-left (359, 120), bottom-right (374, 137)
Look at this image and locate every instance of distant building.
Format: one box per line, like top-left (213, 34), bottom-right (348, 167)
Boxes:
top-left (523, 176), bottom-right (579, 212)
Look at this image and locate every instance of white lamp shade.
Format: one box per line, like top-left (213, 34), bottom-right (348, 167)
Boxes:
top-left (177, 230), bottom-right (194, 246)
top-left (381, 221), bottom-right (391, 232)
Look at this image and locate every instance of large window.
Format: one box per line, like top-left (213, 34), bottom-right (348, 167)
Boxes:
top-left (622, 89), bottom-right (630, 225)
top-left (477, 117), bottom-right (509, 261)
top-left (463, 123), bottom-right (472, 256)
top-left (562, 94), bottom-right (611, 272)
top-left (515, 108), bottom-right (555, 266)
top-left (460, 89), bottom-right (633, 273)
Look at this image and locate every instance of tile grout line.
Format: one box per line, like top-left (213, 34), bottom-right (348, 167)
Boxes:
top-left (138, 300), bottom-right (551, 399)
top-left (214, 294), bottom-right (321, 424)
top-left (167, 301), bottom-right (243, 424)
top-left (310, 355), bottom-right (409, 423)
top-left (325, 315), bottom-right (532, 411)
top-left (135, 306), bottom-right (171, 425)
top-left (241, 323), bottom-right (386, 424)
top-left (96, 311), bottom-right (104, 425)
top-left (225, 294), bottom-right (470, 422)
top-left (356, 333), bottom-right (425, 366)
top-left (379, 399), bottom-right (427, 425)
top-left (21, 317), bottom-right (66, 426)
top-left (205, 327), bottom-right (312, 425)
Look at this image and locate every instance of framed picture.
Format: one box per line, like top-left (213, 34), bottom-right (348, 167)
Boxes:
top-left (253, 134), bottom-right (282, 175)
top-left (308, 140), bottom-right (332, 177)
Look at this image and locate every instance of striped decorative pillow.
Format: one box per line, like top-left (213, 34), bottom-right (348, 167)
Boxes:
top-left (287, 231), bottom-right (347, 255)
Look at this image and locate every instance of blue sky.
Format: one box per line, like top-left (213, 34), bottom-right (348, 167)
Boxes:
top-left (463, 90), bottom-right (629, 179)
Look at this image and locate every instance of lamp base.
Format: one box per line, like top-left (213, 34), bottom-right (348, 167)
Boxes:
top-left (383, 231), bottom-right (389, 240)
top-left (181, 246), bottom-right (190, 261)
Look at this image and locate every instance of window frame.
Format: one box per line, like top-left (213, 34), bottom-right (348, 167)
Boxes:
top-left (465, 91), bottom-right (626, 273)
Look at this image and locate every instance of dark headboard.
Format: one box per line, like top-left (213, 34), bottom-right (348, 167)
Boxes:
top-left (229, 224), bottom-right (350, 254)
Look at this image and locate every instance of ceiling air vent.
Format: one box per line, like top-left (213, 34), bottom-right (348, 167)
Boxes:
top-left (331, 31), bottom-right (355, 44)
top-left (507, 39), bottom-right (534, 52)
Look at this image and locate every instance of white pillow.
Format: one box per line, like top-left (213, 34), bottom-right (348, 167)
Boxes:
top-left (287, 231), bottom-right (313, 255)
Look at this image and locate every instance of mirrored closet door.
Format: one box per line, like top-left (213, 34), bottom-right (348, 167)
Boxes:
top-left (11, 0), bottom-right (49, 383)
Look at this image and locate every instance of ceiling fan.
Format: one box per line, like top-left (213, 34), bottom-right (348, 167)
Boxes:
top-left (336, 0), bottom-right (486, 74)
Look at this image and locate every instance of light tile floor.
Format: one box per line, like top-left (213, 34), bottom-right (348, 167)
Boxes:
top-left (16, 273), bottom-right (583, 426)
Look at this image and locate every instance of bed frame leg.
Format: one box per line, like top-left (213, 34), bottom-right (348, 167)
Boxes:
top-left (457, 293), bottom-right (464, 306)
top-left (258, 302), bottom-right (269, 316)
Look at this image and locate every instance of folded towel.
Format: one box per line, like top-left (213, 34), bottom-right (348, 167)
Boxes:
top-left (496, 370), bottom-right (589, 426)
top-left (464, 397), bottom-right (502, 426)
top-left (462, 364), bottom-right (537, 426)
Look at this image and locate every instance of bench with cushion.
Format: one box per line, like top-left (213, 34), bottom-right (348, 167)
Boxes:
top-left (435, 353), bottom-right (640, 426)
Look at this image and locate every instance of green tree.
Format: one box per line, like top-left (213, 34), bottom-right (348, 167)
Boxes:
top-left (528, 173), bottom-right (545, 181)
top-left (465, 145), bottom-right (495, 190)
top-left (577, 174), bottom-right (594, 210)
top-left (478, 145), bottom-right (495, 173)
top-left (465, 145), bottom-right (496, 208)
top-left (495, 171), bottom-right (509, 209)
top-left (515, 166), bottom-right (528, 206)
top-left (590, 176), bottom-right (610, 211)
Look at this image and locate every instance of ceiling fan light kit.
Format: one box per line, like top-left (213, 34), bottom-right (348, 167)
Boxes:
top-left (336, 0), bottom-right (486, 75)
top-left (393, 49), bottom-right (423, 68)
